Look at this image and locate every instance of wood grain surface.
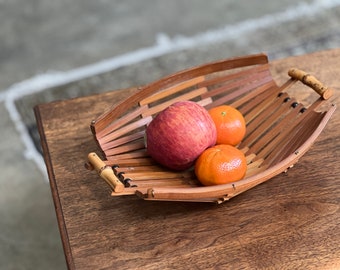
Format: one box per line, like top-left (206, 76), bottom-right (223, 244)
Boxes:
top-left (35, 49), bottom-right (340, 270)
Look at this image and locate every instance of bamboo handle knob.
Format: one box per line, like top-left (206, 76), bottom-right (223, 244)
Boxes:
top-left (288, 68), bottom-right (333, 100)
top-left (87, 152), bottom-right (124, 193)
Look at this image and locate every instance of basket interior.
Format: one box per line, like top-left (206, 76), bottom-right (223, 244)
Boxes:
top-left (90, 54), bottom-right (335, 202)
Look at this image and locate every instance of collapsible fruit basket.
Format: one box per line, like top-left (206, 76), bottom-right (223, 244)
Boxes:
top-left (86, 53), bottom-right (336, 203)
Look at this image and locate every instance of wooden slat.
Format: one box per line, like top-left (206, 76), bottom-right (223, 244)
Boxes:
top-left (237, 84), bottom-right (280, 120)
top-left (262, 110), bottom-right (324, 168)
top-left (247, 103), bottom-right (305, 155)
top-left (232, 78), bottom-right (296, 111)
top-left (141, 87), bottom-right (208, 117)
top-left (139, 76), bottom-right (206, 106)
top-left (105, 157), bottom-right (156, 167)
top-left (198, 63), bottom-right (270, 89)
top-left (96, 104), bottom-right (148, 138)
top-left (121, 170), bottom-right (193, 181)
top-left (249, 92), bottom-right (290, 129)
top-left (241, 93), bottom-right (292, 146)
top-left (106, 149), bottom-right (149, 160)
top-left (104, 140), bottom-right (145, 156)
top-left (255, 99), bottom-right (324, 164)
top-left (101, 131), bottom-right (144, 151)
top-left (114, 165), bottom-right (166, 173)
top-left (99, 116), bottom-right (152, 144)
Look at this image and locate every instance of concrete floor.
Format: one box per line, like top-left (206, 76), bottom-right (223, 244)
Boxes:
top-left (1, 0), bottom-right (340, 269)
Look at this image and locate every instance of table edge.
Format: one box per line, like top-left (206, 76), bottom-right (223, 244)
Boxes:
top-left (34, 104), bottom-right (75, 270)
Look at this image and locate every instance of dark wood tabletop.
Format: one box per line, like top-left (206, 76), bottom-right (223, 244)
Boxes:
top-left (35, 49), bottom-right (340, 270)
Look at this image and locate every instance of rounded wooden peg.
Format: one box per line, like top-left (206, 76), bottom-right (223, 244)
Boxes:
top-left (288, 68), bottom-right (333, 100)
top-left (88, 152), bottom-right (105, 172)
top-left (88, 152), bottom-right (124, 193)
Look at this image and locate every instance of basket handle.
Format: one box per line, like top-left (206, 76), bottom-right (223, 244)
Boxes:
top-left (87, 152), bottom-right (124, 193)
top-left (288, 68), bottom-right (333, 100)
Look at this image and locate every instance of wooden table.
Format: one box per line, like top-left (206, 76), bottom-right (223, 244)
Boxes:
top-left (35, 49), bottom-right (340, 270)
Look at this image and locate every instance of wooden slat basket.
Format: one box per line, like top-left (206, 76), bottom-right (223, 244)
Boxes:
top-left (86, 53), bottom-right (336, 204)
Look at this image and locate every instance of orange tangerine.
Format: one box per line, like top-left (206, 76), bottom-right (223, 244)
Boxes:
top-left (208, 105), bottom-right (246, 146)
top-left (195, 144), bottom-right (247, 186)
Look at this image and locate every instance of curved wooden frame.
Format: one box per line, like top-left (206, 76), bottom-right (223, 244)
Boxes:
top-left (86, 53), bottom-right (336, 203)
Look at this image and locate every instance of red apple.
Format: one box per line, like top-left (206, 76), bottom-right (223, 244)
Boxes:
top-left (145, 101), bottom-right (217, 170)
